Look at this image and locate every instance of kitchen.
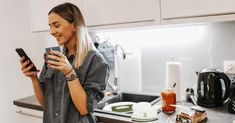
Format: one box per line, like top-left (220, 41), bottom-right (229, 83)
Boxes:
top-left (1, 0), bottom-right (235, 123)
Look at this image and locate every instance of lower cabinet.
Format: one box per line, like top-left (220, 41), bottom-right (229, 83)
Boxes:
top-left (15, 106), bottom-right (43, 123)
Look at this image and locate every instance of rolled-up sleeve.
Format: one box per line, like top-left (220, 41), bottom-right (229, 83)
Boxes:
top-left (84, 63), bottom-right (109, 112)
top-left (39, 63), bottom-right (47, 93)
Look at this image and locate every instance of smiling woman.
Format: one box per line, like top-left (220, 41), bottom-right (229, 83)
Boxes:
top-left (17, 2), bottom-right (109, 123)
top-left (48, 13), bottom-right (76, 46)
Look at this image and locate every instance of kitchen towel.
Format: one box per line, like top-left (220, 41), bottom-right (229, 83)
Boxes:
top-left (166, 59), bottom-right (182, 101)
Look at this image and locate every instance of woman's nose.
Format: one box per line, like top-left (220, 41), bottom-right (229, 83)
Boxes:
top-left (50, 28), bottom-right (56, 35)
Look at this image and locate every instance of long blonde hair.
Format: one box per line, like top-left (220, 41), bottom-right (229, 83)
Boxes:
top-left (49, 2), bottom-right (96, 68)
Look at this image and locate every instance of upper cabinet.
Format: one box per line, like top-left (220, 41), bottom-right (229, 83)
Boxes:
top-left (28, 0), bottom-right (82, 32)
top-left (161, 0), bottom-right (235, 24)
top-left (28, 0), bottom-right (235, 32)
top-left (83, 0), bottom-right (160, 28)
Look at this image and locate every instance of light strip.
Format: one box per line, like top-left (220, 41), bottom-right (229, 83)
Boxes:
top-left (96, 24), bottom-right (207, 48)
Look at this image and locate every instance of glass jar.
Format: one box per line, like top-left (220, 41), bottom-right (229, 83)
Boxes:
top-left (161, 87), bottom-right (176, 113)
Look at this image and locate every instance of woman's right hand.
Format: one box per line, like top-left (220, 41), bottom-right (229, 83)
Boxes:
top-left (20, 56), bottom-right (39, 78)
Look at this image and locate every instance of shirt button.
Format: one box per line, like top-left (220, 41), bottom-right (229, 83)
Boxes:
top-left (55, 113), bottom-right (59, 116)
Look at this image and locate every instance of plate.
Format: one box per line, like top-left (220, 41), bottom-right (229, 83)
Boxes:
top-left (131, 102), bottom-right (158, 122)
top-left (103, 102), bottom-right (136, 113)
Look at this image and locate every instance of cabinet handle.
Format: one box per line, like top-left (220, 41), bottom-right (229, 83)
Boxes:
top-left (16, 110), bottom-right (43, 119)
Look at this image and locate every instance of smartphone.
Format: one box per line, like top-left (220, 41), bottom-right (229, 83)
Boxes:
top-left (15, 48), bottom-right (38, 71)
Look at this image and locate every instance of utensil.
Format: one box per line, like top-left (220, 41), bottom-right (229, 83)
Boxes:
top-left (170, 105), bottom-right (205, 113)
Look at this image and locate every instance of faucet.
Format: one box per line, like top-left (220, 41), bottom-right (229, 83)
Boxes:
top-left (114, 44), bottom-right (126, 60)
top-left (107, 44), bottom-right (126, 94)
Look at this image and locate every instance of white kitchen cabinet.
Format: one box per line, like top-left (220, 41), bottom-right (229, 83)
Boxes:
top-left (161, 0), bottom-right (235, 24)
top-left (83, 0), bottom-right (160, 28)
top-left (15, 106), bottom-right (43, 123)
top-left (28, 0), bottom-right (82, 32)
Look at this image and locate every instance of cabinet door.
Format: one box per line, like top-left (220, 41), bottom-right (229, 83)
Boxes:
top-left (28, 0), bottom-right (82, 32)
top-left (83, 0), bottom-right (159, 26)
top-left (161, 0), bottom-right (235, 19)
top-left (16, 107), bottom-right (43, 123)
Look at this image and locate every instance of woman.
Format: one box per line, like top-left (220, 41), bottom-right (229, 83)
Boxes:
top-left (19, 2), bottom-right (109, 123)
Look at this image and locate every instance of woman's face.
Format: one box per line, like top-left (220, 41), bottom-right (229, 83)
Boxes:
top-left (48, 12), bottom-right (75, 45)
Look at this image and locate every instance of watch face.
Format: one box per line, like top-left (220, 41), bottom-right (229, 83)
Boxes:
top-left (71, 74), bottom-right (76, 79)
top-left (67, 73), bottom-right (77, 81)
top-left (66, 72), bottom-right (77, 81)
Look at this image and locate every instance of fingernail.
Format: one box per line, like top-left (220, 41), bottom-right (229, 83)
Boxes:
top-left (31, 64), bottom-right (33, 67)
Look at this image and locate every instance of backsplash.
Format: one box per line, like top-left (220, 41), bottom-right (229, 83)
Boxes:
top-left (36, 22), bottom-right (235, 95)
top-left (95, 21), bottom-right (235, 95)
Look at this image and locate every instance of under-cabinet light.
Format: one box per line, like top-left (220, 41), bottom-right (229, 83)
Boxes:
top-left (96, 24), bottom-right (207, 48)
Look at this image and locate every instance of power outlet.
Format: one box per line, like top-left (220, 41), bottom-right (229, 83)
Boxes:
top-left (223, 60), bottom-right (235, 74)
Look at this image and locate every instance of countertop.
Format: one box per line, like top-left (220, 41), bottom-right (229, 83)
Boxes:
top-left (13, 95), bottom-right (235, 123)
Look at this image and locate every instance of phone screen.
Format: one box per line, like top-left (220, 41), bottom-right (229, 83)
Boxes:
top-left (15, 48), bottom-right (37, 71)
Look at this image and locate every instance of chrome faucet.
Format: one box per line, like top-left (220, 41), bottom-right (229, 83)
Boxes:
top-left (107, 44), bottom-right (126, 94)
top-left (114, 44), bottom-right (126, 60)
top-left (94, 36), bottom-right (127, 94)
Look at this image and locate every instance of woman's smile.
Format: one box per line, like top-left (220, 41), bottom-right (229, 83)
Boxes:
top-left (55, 35), bottom-right (62, 40)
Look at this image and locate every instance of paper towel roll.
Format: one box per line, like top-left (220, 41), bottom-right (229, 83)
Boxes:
top-left (166, 61), bottom-right (181, 101)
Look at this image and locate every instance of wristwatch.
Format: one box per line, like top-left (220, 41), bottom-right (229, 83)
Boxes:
top-left (66, 72), bottom-right (77, 81)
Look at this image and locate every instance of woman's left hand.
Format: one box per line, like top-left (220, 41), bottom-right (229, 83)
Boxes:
top-left (46, 50), bottom-right (73, 75)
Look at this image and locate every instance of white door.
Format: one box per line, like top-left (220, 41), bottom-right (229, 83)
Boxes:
top-left (83, 0), bottom-right (159, 26)
top-left (161, 0), bottom-right (235, 19)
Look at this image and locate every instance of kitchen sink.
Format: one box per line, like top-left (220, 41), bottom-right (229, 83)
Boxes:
top-left (95, 92), bottom-right (160, 117)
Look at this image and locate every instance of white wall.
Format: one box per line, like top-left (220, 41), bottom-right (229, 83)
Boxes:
top-left (2, 0), bottom-right (235, 122)
top-left (141, 22), bottom-right (235, 94)
top-left (96, 22), bottom-right (235, 96)
top-left (0, 0), bottom-right (45, 122)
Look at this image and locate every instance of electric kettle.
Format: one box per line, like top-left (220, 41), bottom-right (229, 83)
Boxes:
top-left (196, 68), bottom-right (230, 107)
top-left (228, 82), bottom-right (235, 113)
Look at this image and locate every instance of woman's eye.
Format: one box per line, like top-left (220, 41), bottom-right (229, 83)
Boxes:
top-left (54, 23), bottom-right (60, 28)
top-left (55, 25), bottom-right (60, 28)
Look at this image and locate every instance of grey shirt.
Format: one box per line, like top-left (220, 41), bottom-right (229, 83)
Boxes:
top-left (39, 50), bottom-right (109, 123)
